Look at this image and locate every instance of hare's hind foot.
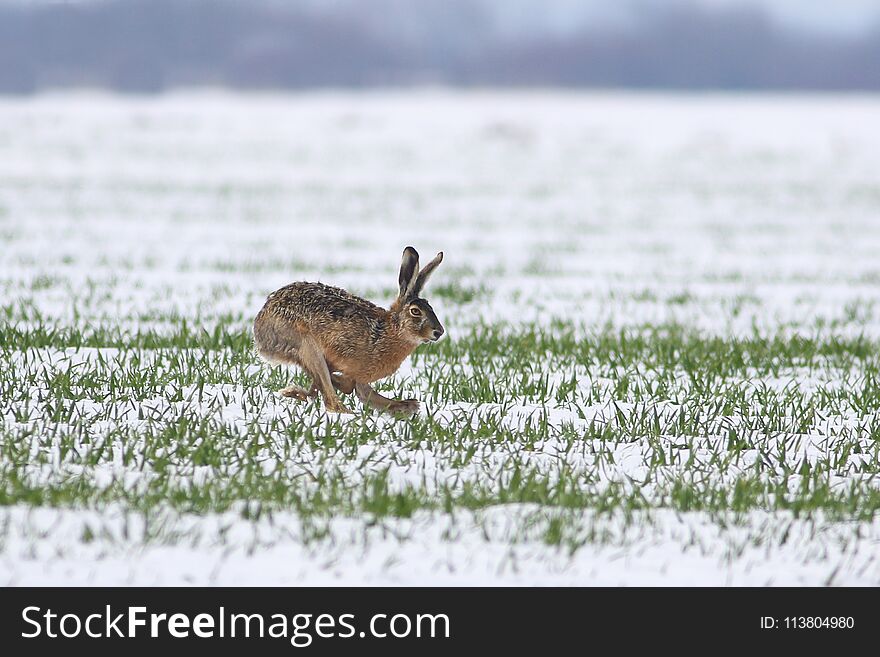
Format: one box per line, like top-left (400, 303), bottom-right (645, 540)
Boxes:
top-left (279, 383), bottom-right (352, 414)
top-left (354, 383), bottom-right (420, 416)
top-left (324, 399), bottom-right (354, 414)
top-left (279, 384), bottom-right (318, 401)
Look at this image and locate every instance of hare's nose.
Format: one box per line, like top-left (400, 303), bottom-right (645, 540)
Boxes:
top-left (432, 328), bottom-right (444, 340)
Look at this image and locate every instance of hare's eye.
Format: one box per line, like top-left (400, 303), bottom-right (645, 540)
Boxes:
top-left (409, 307), bottom-right (422, 317)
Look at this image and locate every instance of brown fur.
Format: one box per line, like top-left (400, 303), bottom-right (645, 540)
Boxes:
top-left (253, 247), bottom-right (444, 415)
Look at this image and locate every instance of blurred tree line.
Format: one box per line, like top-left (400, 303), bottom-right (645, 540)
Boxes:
top-left (0, 0), bottom-right (878, 93)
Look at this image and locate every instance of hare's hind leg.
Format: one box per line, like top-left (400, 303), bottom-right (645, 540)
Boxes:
top-left (354, 383), bottom-right (419, 416)
top-left (254, 313), bottom-right (317, 402)
top-left (330, 372), bottom-right (355, 395)
top-left (298, 337), bottom-right (352, 414)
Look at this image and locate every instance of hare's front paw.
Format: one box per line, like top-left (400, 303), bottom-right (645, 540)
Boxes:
top-left (391, 399), bottom-right (420, 416)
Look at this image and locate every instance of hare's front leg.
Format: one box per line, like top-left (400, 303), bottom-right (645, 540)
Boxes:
top-left (354, 383), bottom-right (419, 416)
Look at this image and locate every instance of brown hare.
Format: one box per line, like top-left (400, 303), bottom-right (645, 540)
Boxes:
top-left (253, 246), bottom-right (444, 415)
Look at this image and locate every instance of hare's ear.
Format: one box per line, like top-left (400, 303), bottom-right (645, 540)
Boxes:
top-left (413, 251), bottom-right (443, 296)
top-left (398, 246), bottom-right (420, 301)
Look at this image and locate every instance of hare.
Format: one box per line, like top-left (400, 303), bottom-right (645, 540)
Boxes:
top-left (253, 246), bottom-right (444, 415)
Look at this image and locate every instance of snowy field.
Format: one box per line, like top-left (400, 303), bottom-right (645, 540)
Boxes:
top-left (1, 91), bottom-right (880, 585)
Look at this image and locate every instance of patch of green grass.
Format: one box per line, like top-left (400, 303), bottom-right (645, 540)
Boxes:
top-left (3, 296), bottom-right (880, 556)
top-left (430, 281), bottom-right (484, 304)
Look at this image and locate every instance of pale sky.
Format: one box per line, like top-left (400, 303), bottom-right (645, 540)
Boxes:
top-left (699, 0), bottom-right (880, 34)
top-left (487, 0), bottom-right (880, 36)
top-left (4, 0), bottom-right (880, 36)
